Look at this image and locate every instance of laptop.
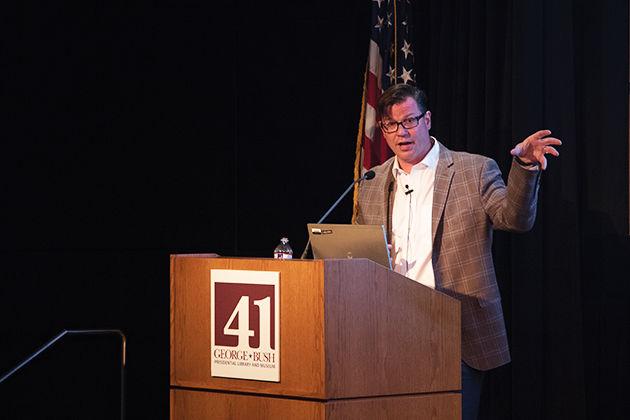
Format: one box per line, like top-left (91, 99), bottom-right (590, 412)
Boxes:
top-left (307, 223), bottom-right (392, 269)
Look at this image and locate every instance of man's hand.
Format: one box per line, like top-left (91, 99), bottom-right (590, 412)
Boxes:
top-left (510, 129), bottom-right (562, 170)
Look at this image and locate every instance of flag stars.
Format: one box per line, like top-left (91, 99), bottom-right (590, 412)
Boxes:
top-left (373, 0), bottom-right (384, 7)
top-left (400, 66), bottom-right (414, 84)
top-left (374, 15), bottom-right (384, 31)
top-left (386, 66), bottom-right (397, 84)
top-left (386, 12), bottom-right (393, 27)
top-left (401, 40), bottom-right (414, 59)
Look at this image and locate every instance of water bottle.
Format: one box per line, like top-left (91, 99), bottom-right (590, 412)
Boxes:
top-left (273, 237), bottom-right (293, 259)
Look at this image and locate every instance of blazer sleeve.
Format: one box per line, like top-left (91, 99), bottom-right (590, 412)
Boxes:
top-left (479, 158), bottom-right (541, 232)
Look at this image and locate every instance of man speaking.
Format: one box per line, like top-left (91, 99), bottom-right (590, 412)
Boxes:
top-left (354, 83), bottom-right (561, 420)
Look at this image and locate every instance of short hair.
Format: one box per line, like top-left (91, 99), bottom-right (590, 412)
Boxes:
top-left (377, 84), bottom-right (428, 120)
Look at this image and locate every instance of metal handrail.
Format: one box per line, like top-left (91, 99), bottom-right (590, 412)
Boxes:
top-left (0, 329), bottom-right (126, 420)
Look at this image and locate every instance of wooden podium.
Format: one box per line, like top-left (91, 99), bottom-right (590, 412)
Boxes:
top-left (170, 255), bottom-right (461, 419)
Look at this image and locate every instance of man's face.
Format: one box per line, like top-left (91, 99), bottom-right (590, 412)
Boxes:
top-left (381, 96), bottom-right (432, 171)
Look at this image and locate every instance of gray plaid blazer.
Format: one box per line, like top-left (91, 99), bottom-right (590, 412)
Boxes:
top-left (355, 140), bottom-right (541, 371)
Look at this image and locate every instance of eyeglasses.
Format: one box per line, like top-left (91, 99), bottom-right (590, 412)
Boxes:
top-left (379, 111), bottom-right (427, 133)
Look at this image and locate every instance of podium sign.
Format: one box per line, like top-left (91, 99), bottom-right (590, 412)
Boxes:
top-left (210, 269), bottom-right (280, 382)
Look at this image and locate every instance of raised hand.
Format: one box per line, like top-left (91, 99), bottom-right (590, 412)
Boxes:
top-left (510, 129), bottom-right (562, 170)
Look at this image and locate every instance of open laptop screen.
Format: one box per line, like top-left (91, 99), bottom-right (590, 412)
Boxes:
top-left (306, 223), bottom-right (392, 269)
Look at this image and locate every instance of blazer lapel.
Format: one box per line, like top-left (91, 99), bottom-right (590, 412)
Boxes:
top-left (380, 160), bottom-right (395, 238)
top-left (432, 142), bottom-right (454, 242)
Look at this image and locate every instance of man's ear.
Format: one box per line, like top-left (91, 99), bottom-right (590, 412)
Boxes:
top-left (424, 110), bottom-right (431, 130)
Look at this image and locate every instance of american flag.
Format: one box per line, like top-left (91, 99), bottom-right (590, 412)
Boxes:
top-left (354, 0), bottom-right (416, 175)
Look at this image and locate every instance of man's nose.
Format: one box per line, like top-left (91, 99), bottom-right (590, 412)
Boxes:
top-left (397, 125), bottom-right (410, 135)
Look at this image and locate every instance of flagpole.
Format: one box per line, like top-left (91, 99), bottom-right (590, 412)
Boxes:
top-left (352, 65), bottom-right (368, 224)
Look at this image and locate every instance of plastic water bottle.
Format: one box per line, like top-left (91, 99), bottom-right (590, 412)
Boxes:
top-left (273, 237), bottom-right (293, 259)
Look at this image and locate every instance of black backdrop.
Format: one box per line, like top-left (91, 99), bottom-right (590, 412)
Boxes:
top-left (1, 1), bottom-right (628, 419)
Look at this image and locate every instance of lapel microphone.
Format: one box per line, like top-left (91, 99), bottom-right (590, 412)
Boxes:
top-left (404, 184), bottom-right (414, 195)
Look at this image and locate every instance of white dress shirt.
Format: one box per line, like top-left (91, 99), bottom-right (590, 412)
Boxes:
top-left (391, 139), bottom-right (440, 288)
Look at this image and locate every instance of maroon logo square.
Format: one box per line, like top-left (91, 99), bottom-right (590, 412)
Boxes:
top-left (214, 282), bottom-right (276, 350)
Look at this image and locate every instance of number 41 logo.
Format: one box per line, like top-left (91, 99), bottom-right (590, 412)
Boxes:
top-left (211, 269), bottom-right (280, 381)
top-left (223, 295), bottom-right (273, 351)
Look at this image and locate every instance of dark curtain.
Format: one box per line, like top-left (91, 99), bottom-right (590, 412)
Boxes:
top-left (1, 1), bottom-right (627, 419)
top-left (412, 1), bottom-right (629, 419)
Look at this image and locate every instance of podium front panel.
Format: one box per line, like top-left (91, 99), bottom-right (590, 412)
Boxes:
top-left (170, 256), bottom-right (460, 400)
top-left (171, 256), bottom-right (327, 398)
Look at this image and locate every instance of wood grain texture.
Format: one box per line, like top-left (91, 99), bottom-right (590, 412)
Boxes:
top-left (171, 256), bottom-right (327, 398)
top-left (170, 389), bottom-right (460, 420)
top-left (171, 256), bottom-right (460, 401)
top-left (171, 389), bottom-right (324, 420)
top-left (324, 259), bottom-right (461, 398)
top-left (326, 393), bottom-right (461, 420)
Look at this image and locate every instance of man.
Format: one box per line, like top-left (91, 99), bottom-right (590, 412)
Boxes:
top-left (354, 84), bottom-right (561, 420)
